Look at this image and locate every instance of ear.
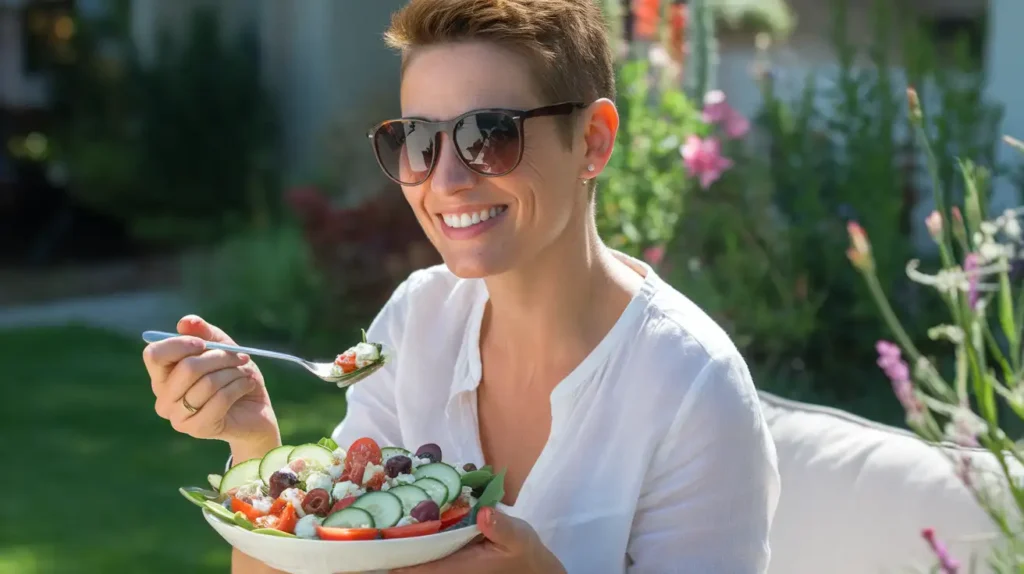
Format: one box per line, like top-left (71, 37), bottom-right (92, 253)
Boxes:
top-left (578, 98), bottom-right (619, 179)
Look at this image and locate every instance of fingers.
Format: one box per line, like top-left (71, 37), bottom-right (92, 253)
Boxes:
top-left (154, 352), bottom-right (251, 419)
top-left (177, 315), bottom-right (236, 345)
top-left (142, 335), bottom-right (207, 384)
top-left (171, 375), bottom-right (257, 438)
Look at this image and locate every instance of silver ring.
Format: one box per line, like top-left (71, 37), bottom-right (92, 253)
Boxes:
top-left (182, 395), bottom-right (198, 414)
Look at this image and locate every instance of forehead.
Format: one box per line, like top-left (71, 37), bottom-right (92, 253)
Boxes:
top-left (399, 41), bottom-right (545, 120)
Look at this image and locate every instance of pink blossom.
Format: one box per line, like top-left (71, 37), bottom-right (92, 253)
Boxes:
top-left (681, 136), bottom-right (733, 189)
top-left (643, 245), bottom-right (666, 267)
top-left (875, 340), bottom-right (925, 426)
top-left (702, 90), bottom-right (750, 139)
top-left (921, 528), bottom-right (960, 573)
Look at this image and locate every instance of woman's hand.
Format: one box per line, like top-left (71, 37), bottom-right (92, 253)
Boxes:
top-left (143, 315), bottom-right (281, 460)
top-left (394, 507), bottom-right (565, 574)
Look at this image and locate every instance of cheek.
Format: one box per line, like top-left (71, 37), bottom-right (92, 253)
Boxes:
top-left (402, 187), bottom-right (435, 228)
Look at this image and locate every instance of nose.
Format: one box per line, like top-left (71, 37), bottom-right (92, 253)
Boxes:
top-left (429, 133), bottom-right (476, 197)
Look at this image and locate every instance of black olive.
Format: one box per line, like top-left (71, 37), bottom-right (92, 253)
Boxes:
top-left (415, 443), bottom-right (442, 464)
top-left (384, 455), bottom-right (413, 478)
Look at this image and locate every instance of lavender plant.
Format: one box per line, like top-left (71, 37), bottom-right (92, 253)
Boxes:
top-left (847, 88), bottom-right (1024, 572)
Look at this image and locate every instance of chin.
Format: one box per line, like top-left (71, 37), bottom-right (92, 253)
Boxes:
top-left (440, 252), bottom-right (514, 279)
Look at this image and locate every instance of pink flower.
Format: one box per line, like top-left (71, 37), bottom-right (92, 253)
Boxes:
top-left (643, 245), bottom-right (666, 267)
top-left (921, 528), bottom-right (960, 573)
top-left (681, 136), bottom-right (733, 189)
top-left (702, 90), bottom-right (750, 139)
top-left (876, 340), bottom-right (925, 426)
top-left (702, 91), bottom-right (732, 123)
top-left (925, 210), bottom-right (943, 240)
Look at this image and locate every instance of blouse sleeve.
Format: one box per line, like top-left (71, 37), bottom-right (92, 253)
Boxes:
top-left (626, 353), bottom-right (780, 574)
top-left (330, 274), bottom-right (418, 449)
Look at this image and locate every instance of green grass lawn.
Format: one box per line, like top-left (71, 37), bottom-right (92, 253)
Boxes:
top-left (0, 324), bottom-right (350, 574)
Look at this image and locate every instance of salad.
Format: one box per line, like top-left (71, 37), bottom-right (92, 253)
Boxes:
top-left (180, 436), bottom-right (505, 542)
top-left (331, 340), bottom-right (383, 379)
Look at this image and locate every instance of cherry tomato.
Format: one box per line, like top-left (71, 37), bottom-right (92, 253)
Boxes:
top-left (440, 506), bottom-right (470, 529)
top-left (315, 524), bottom-right (380, 541)
top-left (334, 351), bottom-right (358, 374)
top-left (328, 496), bottom-right (358, 515)
top-left (344, 437), bottom-right (382, 485)
top-left (231, 498), bottom-right (268, 521)
top-left (381, 520), bottom-right (442, 539)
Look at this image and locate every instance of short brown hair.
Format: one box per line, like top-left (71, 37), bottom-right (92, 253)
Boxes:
top-left (384, 0), bottom-right (616, 129)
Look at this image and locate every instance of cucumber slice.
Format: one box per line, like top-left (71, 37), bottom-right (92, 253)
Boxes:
top-left (351, 491), bottom-right (404, 528)
top-left (323, 507), bottom-right (376, 529)
top-left (258, 445), bottom-right (295, 483)
top-left (287, 444), bottom-right (335, 468)
top-left (381, 447), bottom-right (410, 461)
top-left (207, 474), bottom-right (222, 490)
top-left (412, 478), bottom-right (448, 507)
top-left (413, 463), bottom-right (462, 505)
top-left (203, 500), bottom-right (238, 525)
top-left (388, 485), bottom-right (430, 515)
top-left (218, 457), bottom-right (261, 495)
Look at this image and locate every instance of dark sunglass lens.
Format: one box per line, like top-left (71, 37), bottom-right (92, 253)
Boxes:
top-left (374, 121), bottom-right (436, 184)
top-left (453, 112), bottom-right (521, 175)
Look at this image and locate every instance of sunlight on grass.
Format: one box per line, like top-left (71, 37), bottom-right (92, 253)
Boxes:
top-left (1, 325), bottom-right (348, 574)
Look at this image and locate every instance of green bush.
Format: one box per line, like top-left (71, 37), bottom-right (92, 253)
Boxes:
top-left (750, 0), bottom-right (1005, 419)
top-left (182, 225), bottom-right (335, 355)
top-left (42, 4), bottom-right (280, 247)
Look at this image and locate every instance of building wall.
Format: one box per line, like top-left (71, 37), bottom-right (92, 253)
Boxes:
top-left (0, 5), bottom-right (49, 108)
top-left (130, 0), bottom-right (406, 196)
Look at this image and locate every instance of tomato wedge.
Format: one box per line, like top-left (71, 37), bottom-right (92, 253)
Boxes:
top-left (276, 503), bottom-right (298, 534)
top-left (315, 524), bottom-right (380, 541)
top-left (328, 495), bottom-right (358, 515)
top-left (381, 520), bottom-right (442, 539)
top-left (268, 497), bottom-right (288, 516)
top-left (344, 437), bottom-right (382, 485)
top-left (231, 498), bottom-right (268, 521)
top-left (440, 506), bottom-right (470, 530)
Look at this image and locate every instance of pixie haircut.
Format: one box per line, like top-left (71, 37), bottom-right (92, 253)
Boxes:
top-left (384, 0), bottom-right (616, 147)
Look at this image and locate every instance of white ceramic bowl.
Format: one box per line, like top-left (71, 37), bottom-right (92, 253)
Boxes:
top-left (203, 509), bottom-right (480, 574)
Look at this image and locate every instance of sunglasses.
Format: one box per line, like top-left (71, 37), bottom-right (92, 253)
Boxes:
top-left (367, 102), bottom-right (586, 186)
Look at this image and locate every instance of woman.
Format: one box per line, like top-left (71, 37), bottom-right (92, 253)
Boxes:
top-left (142, 0), bottom-right (780, 572)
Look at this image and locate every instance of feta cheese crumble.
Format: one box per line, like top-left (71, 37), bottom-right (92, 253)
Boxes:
top-left (305, 472), bottom-right (333, 493)
top-left (362, 462), bottom-right (385, 484)
top-left (295, 514), bottom-right (323, 539)
top-left (280, 488), bottom-right (307, 517)
top-left (331, 480), bottom-right (365, 502)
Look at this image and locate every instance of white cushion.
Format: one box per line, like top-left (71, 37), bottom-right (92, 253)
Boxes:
top-left (760, 391), bottom-right (1018, 573)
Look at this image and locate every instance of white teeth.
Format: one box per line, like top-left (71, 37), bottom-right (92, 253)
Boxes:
top-left (442, 206), bottom-right (507, 229)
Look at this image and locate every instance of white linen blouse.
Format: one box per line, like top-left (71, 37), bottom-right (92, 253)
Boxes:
top-left (331, 255), bottom-right (780, 574)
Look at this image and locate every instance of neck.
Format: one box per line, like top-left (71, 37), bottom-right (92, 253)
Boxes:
top-left (481, 205), bottom-right (641, 356)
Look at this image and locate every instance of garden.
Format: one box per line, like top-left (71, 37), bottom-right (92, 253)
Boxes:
top-left (2, 0), bottom-right (1023, 572)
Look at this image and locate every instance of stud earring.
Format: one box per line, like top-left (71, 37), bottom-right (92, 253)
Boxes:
top-left (587, 164), bottom-right (596, 172)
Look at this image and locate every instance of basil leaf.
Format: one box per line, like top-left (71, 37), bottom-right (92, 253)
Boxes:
top-left (317, 437), bottom-right (340, 452)
top-left (469, 468), bottom-right (506, 523)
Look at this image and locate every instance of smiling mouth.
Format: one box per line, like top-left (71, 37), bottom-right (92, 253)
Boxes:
top-left (440, 205), bottom-right (508, 229)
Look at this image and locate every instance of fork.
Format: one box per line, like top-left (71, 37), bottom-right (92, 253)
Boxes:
top-left (141, 331), bottom-right (387, 387)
